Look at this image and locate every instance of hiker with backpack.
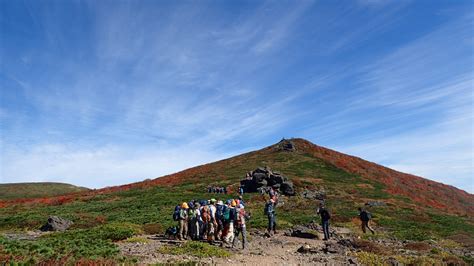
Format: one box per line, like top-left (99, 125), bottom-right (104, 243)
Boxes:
top-left (215, 200), bottom-right (225, 240)
top-left (232, 203), bottom-right (250, 249)
top-left (358, 207), bottom-right (375, 234)
top-left (317, 203), bottom-right (331, 240)
top-left (264, 198), bottom-right (277, 236)
top-left (207, 199), bottom-right (217, 241)
top-left (223, 200), bottom-right (237, 244)
top-left (177, 202), bottom-right (189, 240)
top-left (201, 205), bottom-right (211, 240)
top-left (188, 202), bottom-right (201, 240)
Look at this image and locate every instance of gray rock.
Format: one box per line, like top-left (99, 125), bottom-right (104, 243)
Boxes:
top-left (281, 181), bottom-right (295, 196)
top-left (365, 201), bottom-right (387, 207)
top-left (252, 173), bottom-right (267, 183)
top-left (40, 216), bottom-right (73, 232)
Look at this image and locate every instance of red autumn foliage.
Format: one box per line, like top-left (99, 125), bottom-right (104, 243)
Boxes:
top-left (1, 138), bottom-right (472, 217)
top-left (289, 138), bottom-right (473, 216)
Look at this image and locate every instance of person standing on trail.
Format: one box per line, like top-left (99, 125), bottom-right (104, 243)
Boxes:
top-left (178, 202), bottom-right (189, 240)
top-left (264, 198), bottom-right (277, 236)
top-left (358, 207), bottom-right (375, 234)
top-left (223, 200), bottom-right (237, 244)
top-left (233, 203), bottom-right (250, 249)
top-left (207, 199), bottom-right (217, 241)
top-left (215, 200), bottom-right (225, 240)
top-left (317, 204), bottom-right (331, 240)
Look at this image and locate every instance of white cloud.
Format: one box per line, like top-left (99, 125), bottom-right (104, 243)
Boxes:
top-left (0, 142), bottom-right (231, 189)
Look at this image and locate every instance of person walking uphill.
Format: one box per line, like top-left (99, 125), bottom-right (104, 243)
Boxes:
top-left (264, 198), bottom-right (277, 236)
top-left (358, 207), bottom-right (375, 234)
top-left (178, 202), bottom-right (189, 240)
top-left (317, 204), bottom-right (331, 240)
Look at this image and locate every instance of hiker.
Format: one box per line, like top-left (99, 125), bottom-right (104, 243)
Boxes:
top-left (178, 202), bottom-right (189, 240)
top-left (238, 195), bottom-right (245, 207)
top-left (201, 205), bottom-right (211, 240)
top-left (207, 199), bottom-right (217, 241)
top-left (187, 201), bottom-right (198, 240)
top-left (358, 207), bottom-right (375, 234)
top-left (238, 185), bottom-right (244, 195)
top-left (223, 187), bottom-right (227, 194)
top-left (317, 204), bottom-right (331, 240)
top-left (215, 200), bottom-right (225, 240)
top-left (232, 203), bottom-right (249, 249)
top-left (223, 200), bottom-right (236, 244)
top-left (264, 198), bottom-right (277, 235)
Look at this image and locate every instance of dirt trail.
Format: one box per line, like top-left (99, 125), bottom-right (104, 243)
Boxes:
top-left (118, 230), bottom-right (357, 265)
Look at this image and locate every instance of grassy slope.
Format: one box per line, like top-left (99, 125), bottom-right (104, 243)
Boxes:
top-left (0, 182), bottom-right (89, 200)
top-left (0, 139), bottom-right (473, 263)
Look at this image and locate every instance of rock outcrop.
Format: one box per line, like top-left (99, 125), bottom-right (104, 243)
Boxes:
top-left (240, 166), bottom-right (295, 196)
top-left (40, 216), bottom-right (73, 232)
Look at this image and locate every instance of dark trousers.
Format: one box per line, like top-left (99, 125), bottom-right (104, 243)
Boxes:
top-left (267, 213), bottom-right (276, 233)
top-left (322, 220), bottom-right (330, 240)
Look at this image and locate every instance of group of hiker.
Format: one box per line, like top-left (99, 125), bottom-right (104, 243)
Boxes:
top-left (172, 187), bottom-right (376, 248)
top-left (172, 195), bottom-right (249, 249)
top-left (206, 186), bottom-right (228, 194)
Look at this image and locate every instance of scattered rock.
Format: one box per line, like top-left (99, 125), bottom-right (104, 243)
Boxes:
top-left (280, 181), bottom-right (295, 196)
top-left (365, 201), bottom-right (387, 207)
top-left (287, 226), bottom-right (320, 239)
top-left (321, 242), bottom-right (345, 254)
top-left (301, 189), bottom-right (326, 200)
top-left (386, 257), bottom-right (402, 266)
top-left (40, 216), bottom-right (73, 232)
top-left (297, 244), bottom-right (318, 254)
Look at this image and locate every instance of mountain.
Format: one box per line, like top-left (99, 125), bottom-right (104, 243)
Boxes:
top-left (0, 138), bottom-right (473, 264)
top-left (0, 182), bottom-right (89, 200)
top-left (101, 138), bottom-right (473, 216)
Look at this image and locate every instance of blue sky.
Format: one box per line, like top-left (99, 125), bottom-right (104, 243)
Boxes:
top-left (1, 0), bottom-right (472, 192)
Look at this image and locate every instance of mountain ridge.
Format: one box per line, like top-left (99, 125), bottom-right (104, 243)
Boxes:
top-left (2, 138), bottom-right (472, 216)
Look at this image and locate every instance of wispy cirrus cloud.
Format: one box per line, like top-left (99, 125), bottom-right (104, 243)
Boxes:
top-left (1, 1), bottom-right (472, 192)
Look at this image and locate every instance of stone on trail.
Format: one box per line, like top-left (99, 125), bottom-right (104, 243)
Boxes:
top-left (40, 216), bottom-right (73, 232)
top-left (280, 181), bottom-right (295, 196)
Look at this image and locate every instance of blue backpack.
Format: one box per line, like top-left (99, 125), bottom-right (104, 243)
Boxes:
top-left (216, 205), bottom-right (224, 221)
top-left (173, 205), bottom-right (181, 221)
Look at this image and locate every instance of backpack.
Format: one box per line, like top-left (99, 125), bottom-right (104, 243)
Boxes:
top-left (216, 205), bottom-right (224, 221)
top-left (320, 209), bottom-right (331, 221)
top-left (223, 206), bottom-right (230, 222)
top-left (173, 205), bottom-right (181, 221)
top-left (236, 208), bottom-right (247, 227)
top-left (229, 207), bottom-right (237, 222)
top-left (360, 210), bottom-right (371, 221)
top-left (264, 202), bottom-right (273, 215)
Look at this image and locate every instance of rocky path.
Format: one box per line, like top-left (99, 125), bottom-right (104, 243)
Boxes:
top-left (118, 229), bottom-right (358, 265)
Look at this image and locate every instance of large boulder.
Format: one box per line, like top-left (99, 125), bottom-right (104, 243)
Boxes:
top-left (256, 179), bottom-right (268, 188)
top-left (252, 172), bottom-right (267, 183)
top-left (40, 216), bottom-right (73, 232)
top-left (280, 181), bottom-right (295, 196)
top-left (240, 179), bottom-right (257, 192)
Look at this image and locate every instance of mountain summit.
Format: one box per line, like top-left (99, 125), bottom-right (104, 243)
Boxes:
top-left (119, 137), bottom-right (472, 216)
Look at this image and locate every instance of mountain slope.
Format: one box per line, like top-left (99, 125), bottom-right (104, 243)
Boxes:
top-left (120, 138), bottom-right (472, 216)
top-left (1, 138), bottom-right (473, 264)
top-left (0, 182), bottom-right (89, 200)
